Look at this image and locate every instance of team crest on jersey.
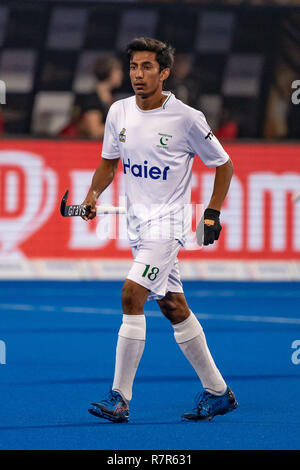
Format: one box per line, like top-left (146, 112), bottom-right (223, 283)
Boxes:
top-left (157, 132), bottom-right (172, 149)
top-left (119, 128), bottom-right (126, 143)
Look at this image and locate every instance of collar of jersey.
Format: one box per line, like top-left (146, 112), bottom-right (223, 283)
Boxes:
top-left (135, 92), bottom-right (173, 113)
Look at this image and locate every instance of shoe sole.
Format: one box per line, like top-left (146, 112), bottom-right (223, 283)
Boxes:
top-left (182, 400), bottom-right (238, 422)
top-left (88, 405), bottom-right (129, 423)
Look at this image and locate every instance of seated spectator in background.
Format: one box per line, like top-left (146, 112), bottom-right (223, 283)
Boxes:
top-left (214, 108), bottom-right (238, 139)
top-left (79, 56), bottom-right (123, 139)
top-left (263, 59), bottom-right (298, 139)
top-left (167, 53), bottom-right (200, 108)
top-left (60, 56), bottom-right (123, 139)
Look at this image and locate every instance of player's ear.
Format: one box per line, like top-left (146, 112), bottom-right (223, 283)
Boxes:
top-left (160, 68), bottom-right (170, 82)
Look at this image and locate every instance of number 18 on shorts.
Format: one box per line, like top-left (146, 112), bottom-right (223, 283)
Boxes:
top-left (142, 264), bottom-right (160, 281)
top-left (126, 239), bottom-right (184, 301)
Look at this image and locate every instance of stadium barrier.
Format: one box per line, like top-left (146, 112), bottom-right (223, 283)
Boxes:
top-left (0, 140), bottom-right (299, 280)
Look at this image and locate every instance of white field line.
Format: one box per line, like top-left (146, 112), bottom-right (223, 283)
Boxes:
top-left (0, 303), bottom-right (300, 325)
top-left (186, 289), bottom-right (300, 298)
top-left (0, 304), bottom-right (34, 311)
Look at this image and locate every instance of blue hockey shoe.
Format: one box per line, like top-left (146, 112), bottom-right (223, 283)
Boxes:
top-left (88, 389), bottom-right (129, 423)
top-left (182, 387), bottom-right (238, 421)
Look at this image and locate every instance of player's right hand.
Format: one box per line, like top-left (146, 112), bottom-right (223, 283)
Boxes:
top-left (81, 198), bottom-right (97, 221)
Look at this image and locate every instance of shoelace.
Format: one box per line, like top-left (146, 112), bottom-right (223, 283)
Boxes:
top-left (193, 391), bottom-right (211, 411)
top-left (101, 390), bottom-right (120, 407)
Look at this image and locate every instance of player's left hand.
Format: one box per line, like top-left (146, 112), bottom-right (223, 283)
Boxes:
top-left (196, 208), bottom-right (222, 246)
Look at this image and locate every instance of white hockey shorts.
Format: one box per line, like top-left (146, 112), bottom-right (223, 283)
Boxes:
top-left (126, 239), bottom-right (184, 301)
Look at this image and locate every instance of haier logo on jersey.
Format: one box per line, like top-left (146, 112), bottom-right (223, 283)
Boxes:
top-left (123, 158), bottom-right (170, 180)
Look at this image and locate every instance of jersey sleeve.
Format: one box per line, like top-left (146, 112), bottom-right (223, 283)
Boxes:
top-left (101, 104), bottom-right (120, 160)
top-left (186, 111), bottom-right (230, 168)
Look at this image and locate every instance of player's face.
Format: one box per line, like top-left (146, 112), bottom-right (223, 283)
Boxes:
top-left (129, 51), bottom-right (169, 97)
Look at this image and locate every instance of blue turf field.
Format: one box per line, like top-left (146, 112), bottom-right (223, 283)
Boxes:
top-left (0, 280), bottom-right (300, 450)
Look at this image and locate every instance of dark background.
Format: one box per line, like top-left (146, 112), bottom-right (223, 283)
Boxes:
top-left (0, 0), bottom-right (299, 139)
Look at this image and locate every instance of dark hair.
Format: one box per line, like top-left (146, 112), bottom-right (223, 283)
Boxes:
top-left (126, 37), bottom-right (175, 72)
top-left (93, 56), bottom-right (122, 82)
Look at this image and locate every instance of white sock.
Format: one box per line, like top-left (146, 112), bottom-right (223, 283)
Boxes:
top-left (173, 312), bottom-right (227, 395)
top-left (112, 314), bottom-right (146, 402)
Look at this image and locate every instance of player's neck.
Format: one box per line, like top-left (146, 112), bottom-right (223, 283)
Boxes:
top-left (135, 90), bottom-right (167, 111)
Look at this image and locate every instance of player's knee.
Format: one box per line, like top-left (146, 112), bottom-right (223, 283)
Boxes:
top-left (158, 293), bottom-right (190, 324)
top-left (159, 296), bottom-right (177, 316)
top-left (122, 280), bottom-right (148, 314)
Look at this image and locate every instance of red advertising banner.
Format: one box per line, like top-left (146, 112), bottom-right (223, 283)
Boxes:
top-left (0, 140), bottom-right (299, 260)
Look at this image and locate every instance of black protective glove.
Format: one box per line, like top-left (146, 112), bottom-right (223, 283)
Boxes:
top-left (196, 208), bottom-right (222, 246)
